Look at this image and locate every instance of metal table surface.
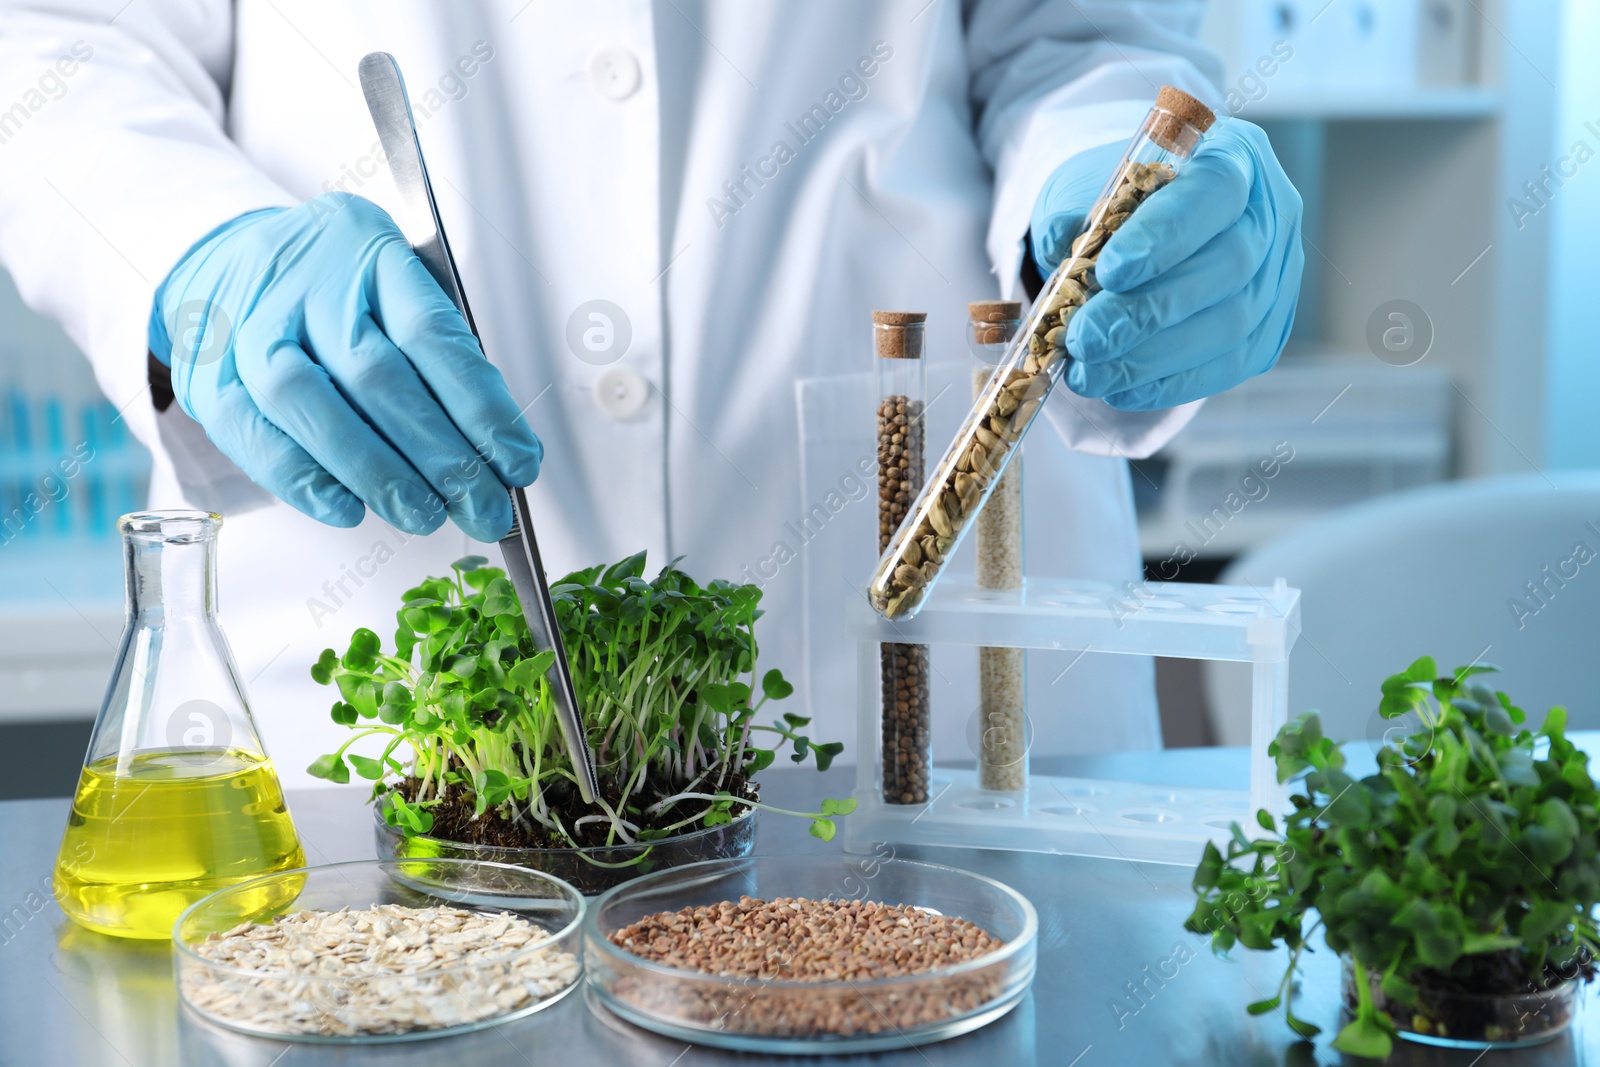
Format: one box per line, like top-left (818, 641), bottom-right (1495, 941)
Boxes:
top-left (4, 748), bottom-right (1594, 1067)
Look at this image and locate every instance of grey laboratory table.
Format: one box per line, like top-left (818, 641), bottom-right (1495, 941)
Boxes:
top-left (5, 747), bottom-right (1594, 1067)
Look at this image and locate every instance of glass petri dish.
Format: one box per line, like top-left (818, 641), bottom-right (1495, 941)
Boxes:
top-left (373, 801), bottom-right (758, 896)
top-left (173, 858), bottom-right (584, 1043)
top-left (1341, 954), bottom-right (1579, 1049)
top-left (583, 854), bottom-right (1037, 1053)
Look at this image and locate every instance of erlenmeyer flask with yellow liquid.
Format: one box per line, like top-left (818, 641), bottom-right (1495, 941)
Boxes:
top-left (53, 511), bottom-right (304, 939)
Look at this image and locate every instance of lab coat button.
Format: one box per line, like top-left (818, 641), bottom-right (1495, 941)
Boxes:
top-left (587, 48), bottom-right (641, 100)
top-left (595, 365), bottom-right (650, 419)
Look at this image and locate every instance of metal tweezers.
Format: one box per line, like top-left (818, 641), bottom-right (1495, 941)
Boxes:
top-left (358, 51), bottom-right (601, 804)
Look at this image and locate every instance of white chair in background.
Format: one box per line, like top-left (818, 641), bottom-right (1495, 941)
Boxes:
top-left (1204, 472), bottom-right (1600, 747)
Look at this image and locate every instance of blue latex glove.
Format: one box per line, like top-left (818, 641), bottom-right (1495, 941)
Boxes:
top-left (149, 193), bottom-right (541, 540)
top-left (1030, 120), bottom-right (1304, 411)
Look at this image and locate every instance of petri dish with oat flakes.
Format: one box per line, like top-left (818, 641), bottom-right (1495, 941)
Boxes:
top-left (583, 854), bottom-right (1037, 1053)
top-left (173, 858), bottom-right (584, 1042)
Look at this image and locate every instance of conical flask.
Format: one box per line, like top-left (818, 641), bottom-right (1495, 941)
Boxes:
top-left (53, 511), bottom-right (304, 939)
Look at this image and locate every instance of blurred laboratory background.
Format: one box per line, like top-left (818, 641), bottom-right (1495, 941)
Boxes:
top-left (1, 0), bottom-right (1595, 797)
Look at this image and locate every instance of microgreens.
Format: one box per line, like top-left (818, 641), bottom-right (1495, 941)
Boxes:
top-left (308, 552), bottom-right (853, 848)
top-left (1186, 658), bottom-right (1600, 1057)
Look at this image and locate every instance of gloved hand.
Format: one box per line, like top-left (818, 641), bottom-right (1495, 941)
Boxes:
top-left (1030, 119), bottom-right (1304, 411)
top-left (149, 192), bottom-right (541, 541)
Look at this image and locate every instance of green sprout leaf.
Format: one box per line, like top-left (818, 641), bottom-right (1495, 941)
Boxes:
top-left (378, 681), bottom-right (413, 725)
top-left (481, 577), bottom-right (519, 617)
top-left (1193, 841), bottom-right (1224, 890)
top-left (1527, 798), bottom-right (1579, 865)
top-left (819, 797), bottom-right (857, 817)
top-left (348, 754), bottom-right (388, 781)
top-left (342, 628), bottom-right (381, 672)
top-left (600, 550), bottom-right (647, 584)
top-left (763, 669), bottom-right (794, 701)
top-left (1543, 705), bottom-right (1569, 740)
top-left (1378, 970), bottom-right (1417, 1005)
top-left (701, 683), bottom-right (733, 715)
top-left (1331, 1015), bottom-right (1391, 1059)
top-left (311, 648), bottom-right (338, 685)
top-left (307, 753), bottom-right (349, 784)
top-left (507, 650), bottom-right (556, 691)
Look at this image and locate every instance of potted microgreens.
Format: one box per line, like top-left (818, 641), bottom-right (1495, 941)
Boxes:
top-left (308, 552), bottom-right (853, 893)
top-left (1186, 658), bottom-right (1599, 1056)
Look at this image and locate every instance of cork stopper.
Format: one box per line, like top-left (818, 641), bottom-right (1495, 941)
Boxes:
top-left (967, 300), bottom-right (1022, 323)
top-left (967, 300), bottom-right (1023, 346)
top-left (873, 310), bottom-right (927, 359)
top-left (1149, 86), bottom-right (1215, 154)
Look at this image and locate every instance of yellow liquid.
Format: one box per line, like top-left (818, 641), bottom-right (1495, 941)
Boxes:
top-left (52, 749), bottom-right (305, 940)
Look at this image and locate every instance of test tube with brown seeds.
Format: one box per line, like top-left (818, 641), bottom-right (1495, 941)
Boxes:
top-left (873, 310), bottom-right (931, 805)
top-left (969, 300), bottom-right (1027, 792)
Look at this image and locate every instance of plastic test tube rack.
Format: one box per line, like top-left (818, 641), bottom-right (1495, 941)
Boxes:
top-left (843, 576), bottom-right (1300, 865)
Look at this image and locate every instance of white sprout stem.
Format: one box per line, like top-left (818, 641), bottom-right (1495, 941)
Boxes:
top-left (644, 791), bottom-right (823, 826)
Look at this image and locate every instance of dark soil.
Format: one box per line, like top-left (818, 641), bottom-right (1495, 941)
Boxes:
top-left (1353, 949), bottom-right (1596, 1044)
top-left (393, 773), bottom-right (759, 851)
top-left (1412, 949), bottom-right (1597, 997)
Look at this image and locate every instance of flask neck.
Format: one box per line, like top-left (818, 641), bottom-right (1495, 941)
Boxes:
top-left (125, 531), bottom-right (219, 621)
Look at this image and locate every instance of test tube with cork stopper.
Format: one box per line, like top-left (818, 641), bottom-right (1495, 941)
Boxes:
top-left (968, 300), bottom-right (1027, 792)
top-left (872, 310), bottom-right (931, 805)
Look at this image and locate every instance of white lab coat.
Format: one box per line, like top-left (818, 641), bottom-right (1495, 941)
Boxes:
top-left (0, 1), bottom-right (1221, 787)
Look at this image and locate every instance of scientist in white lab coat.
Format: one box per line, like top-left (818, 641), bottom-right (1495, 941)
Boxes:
top-left (0, 1), bottom-right (1302, 785)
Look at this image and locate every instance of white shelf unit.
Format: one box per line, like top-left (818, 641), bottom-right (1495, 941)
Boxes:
top-left (1173, 0), bottom-right (1562, 563)
top-left (843, 577), bottom-right (1300, 865)
top-left (1236, 87), bottom-right (1500, 121)
top-left (1137, 358), bottom-right (1452, 556)
top-left (0, 271), bottom-right (146, 723)
top-left (0, 542), bottom-right (122, 723)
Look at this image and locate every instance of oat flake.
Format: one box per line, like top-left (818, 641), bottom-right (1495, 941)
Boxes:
top-left (181, 903), bottom-right (578, 1036)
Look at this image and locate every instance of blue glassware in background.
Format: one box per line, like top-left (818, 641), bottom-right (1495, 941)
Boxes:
top-left (0, 377), bottom-right (152, 600)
